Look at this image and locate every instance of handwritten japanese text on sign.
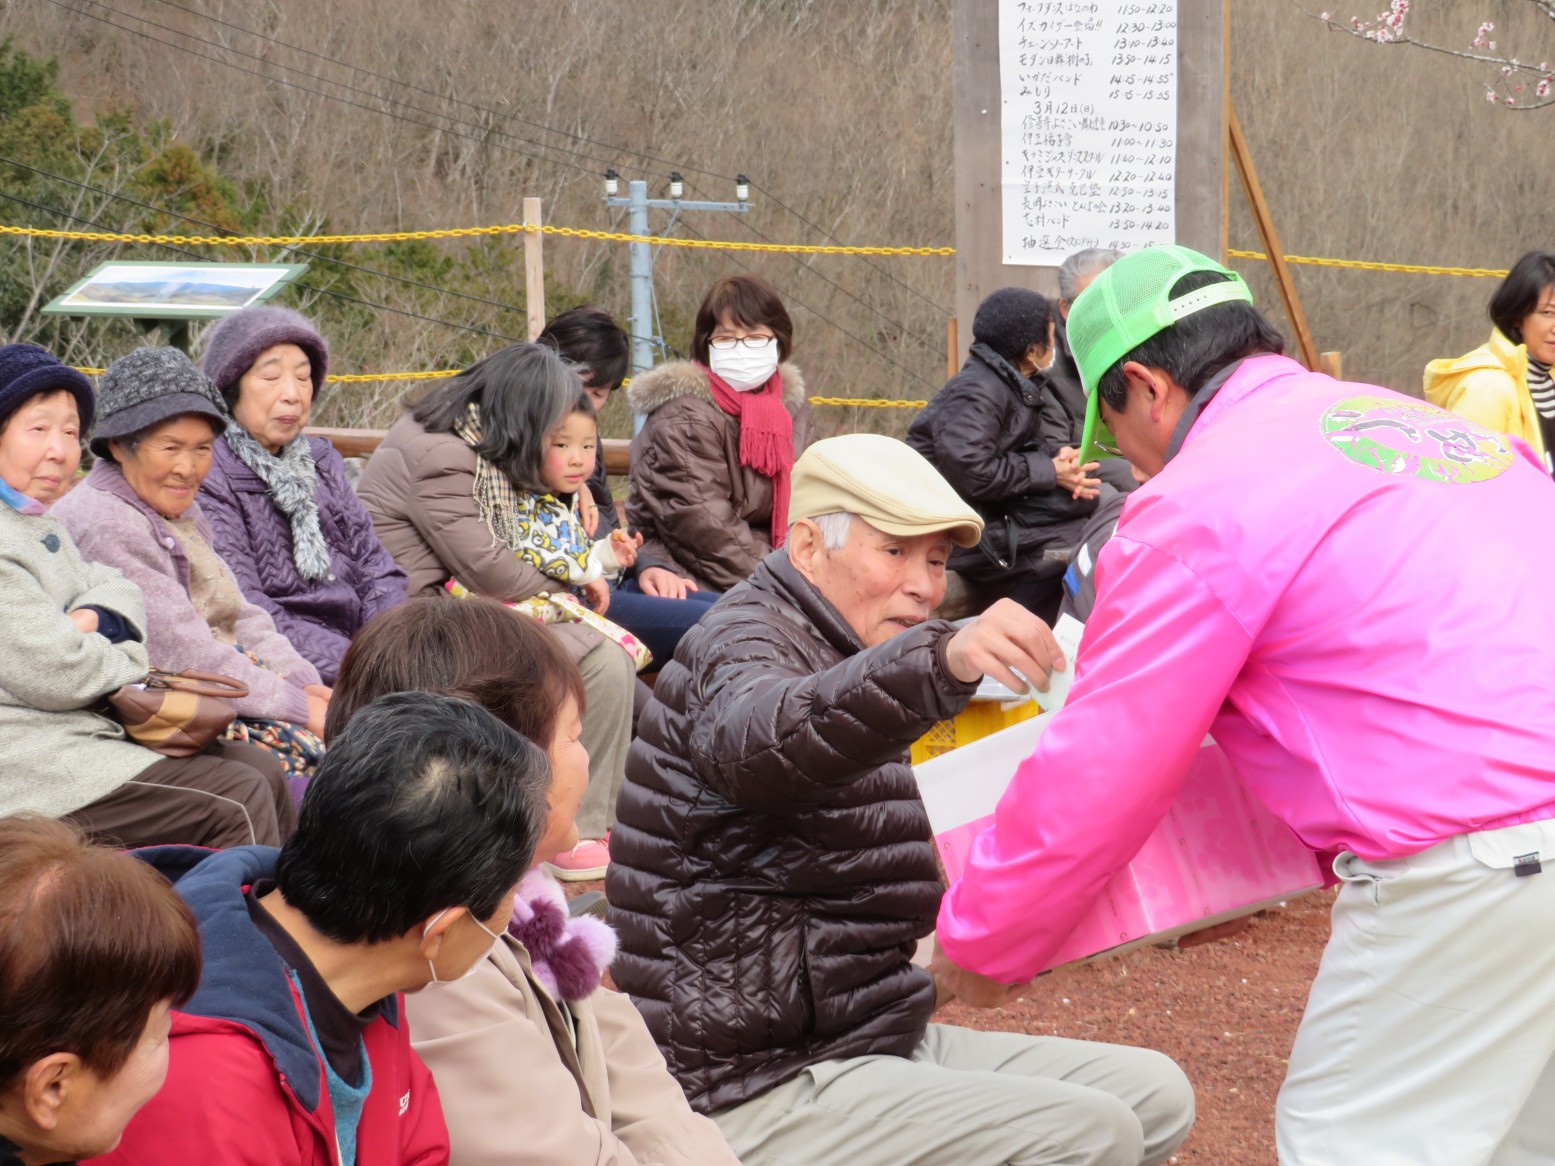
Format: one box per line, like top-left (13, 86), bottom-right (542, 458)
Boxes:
top-left (1000, 0), bottom-right (1178, 266)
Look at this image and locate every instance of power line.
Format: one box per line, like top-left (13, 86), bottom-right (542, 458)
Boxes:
top-left (140, 0), bottom-right (741, 186)
top-left (0, 188), bottom-right (517, 341)
top-left (681, 176), bottom-right (941, 355)
top-left (671, 218), bottom-right (939, 392)
top-left (50, 0), bottom-right (940, 373)
top-left (133, 0), bottom-right (953, 318)
top-left (43, 0), bottom-right (603, 181)
top-left (0, 154), bottom-right (529, 319)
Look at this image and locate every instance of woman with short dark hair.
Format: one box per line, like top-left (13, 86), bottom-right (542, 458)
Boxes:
top-left (356, 343), bottom-right (635, 880)
top-left (625, 274), bottom-right (815, 592)
top-left (328, 597), bottom-right (739, 1166)
top-left (0, 815), bottom-right (201, 1165)
top-left (906, 286), bottom-right (1105, 621)
top-left (1426, 249), bottom-right (1555, 474)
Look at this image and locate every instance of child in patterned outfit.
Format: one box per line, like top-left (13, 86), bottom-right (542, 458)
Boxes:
top-left (500, 391), bottom-right (639, 613)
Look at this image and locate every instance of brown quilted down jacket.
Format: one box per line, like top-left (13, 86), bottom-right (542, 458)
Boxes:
top-left (604, 550), bottom-right (977, 1114)
top-left (624, 360), bottom-right (815, 592)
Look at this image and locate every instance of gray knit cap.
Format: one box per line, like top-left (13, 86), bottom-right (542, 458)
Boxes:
top-left (90, 346), bottom-right (229, 458)
top-left (198, 305), bottom-right (329, 410)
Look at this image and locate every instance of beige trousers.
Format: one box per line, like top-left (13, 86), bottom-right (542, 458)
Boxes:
top-left (711, 1023), bottom-right (1194, 1166)
top-left (575, 638), bottom-right (635, 840)
top-left (1278, 817), bottom-right (1555, 1165)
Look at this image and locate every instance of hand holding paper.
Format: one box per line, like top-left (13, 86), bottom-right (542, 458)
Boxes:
top-left (973, 612), bottom-right (1086, 713)
top-left (944, 599), bottom-right (1065, 694)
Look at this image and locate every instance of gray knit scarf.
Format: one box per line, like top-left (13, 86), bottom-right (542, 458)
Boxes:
top-left (222, 426), bottom-right (333, 582)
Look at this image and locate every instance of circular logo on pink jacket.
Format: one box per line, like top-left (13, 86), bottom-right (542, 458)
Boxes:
top-left (1321, 395), bottom-right (1514, 483)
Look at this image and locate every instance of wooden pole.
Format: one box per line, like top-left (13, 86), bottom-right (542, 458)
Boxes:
top-left (1219, 0), bottom-right (1231, 261)
top-left (523, 196), bottom-right (545, 341)
top-left (1318, 351), bottom-right (1343, 380)
top-left (1228, 103), bottom-right (1318, 371)
top-left (946, 317), bottom-right (958, 380)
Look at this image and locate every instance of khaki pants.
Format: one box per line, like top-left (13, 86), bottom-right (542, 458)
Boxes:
top-left (67, 742), bottom-right (297, 849)
top-left (711, 1023), bottom-right (1194, 1166)
top-left (1278, 817), bottom-right (1555, 1165)
top-left (575, 638), bottom-right (635, 840)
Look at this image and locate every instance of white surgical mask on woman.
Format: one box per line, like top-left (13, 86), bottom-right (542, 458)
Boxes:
top-left (708, 338), bottom-right (780, 391)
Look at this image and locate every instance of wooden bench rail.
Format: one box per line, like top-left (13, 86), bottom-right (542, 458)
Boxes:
top-left (309, 427), bottom-right (633, 475)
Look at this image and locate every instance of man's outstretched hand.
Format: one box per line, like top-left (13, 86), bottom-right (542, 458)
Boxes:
top-left (944, 599), bottom-right (1066, 694)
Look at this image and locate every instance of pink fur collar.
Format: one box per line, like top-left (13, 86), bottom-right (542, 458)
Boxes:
top-left (507, 870), bottom-right (617, 1003)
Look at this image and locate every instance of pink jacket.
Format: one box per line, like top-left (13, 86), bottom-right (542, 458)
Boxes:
top-left (937, 354), bottom-right (1555, 982)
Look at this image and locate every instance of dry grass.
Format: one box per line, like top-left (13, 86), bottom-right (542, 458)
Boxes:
top-left (2, 0), bottom-right (1550, 428)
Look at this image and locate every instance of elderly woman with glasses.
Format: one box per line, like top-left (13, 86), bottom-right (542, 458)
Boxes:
top-left (624, 274), bottom-right (815, 593)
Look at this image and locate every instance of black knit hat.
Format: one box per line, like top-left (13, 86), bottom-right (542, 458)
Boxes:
top-left (0, 343), bottom-right (96, 434)
top-left (90, 347), bottom-right (228, 459)
top-left (972, 286), bottom-right (1053, 363)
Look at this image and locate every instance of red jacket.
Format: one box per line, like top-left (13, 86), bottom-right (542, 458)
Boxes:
top-left (90, 847), bottom-right (448, 1166)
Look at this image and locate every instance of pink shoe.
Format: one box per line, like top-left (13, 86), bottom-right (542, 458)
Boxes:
top-left (543, 839), bottom-right (610, 882)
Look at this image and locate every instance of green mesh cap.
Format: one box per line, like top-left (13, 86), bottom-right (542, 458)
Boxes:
top-left (1071, 246), bottom-right (1253, 464)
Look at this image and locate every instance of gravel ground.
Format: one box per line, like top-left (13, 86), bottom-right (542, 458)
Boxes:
top-left (938, 891), bottom-right (1333, 1164)
top-left (571, 879), bottom-right (1333, 1165)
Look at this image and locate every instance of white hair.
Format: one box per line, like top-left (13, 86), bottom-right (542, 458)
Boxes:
top-left (1058, 248), bottom-right (1123, 303)
top-left (791, 511), bottom-right (856, 550)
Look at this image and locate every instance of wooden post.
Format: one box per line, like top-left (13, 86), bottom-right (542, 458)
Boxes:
top-left (1219, 0), bottom-right (1232, 260)
top-left (1228, 104), bottom-right (1319, 371)
top-left (523, 196), bottom-right (545, 341)
top-left (1319, 351), bottom-right (1343, 380)
top-left (946, 317), bottom-right (958, 380)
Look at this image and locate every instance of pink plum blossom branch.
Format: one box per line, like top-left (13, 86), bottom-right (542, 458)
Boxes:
top-left (1306, 0), bottom-right (1555, 109)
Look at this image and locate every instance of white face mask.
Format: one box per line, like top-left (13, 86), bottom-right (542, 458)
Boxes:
top-left (424, 906), bottom-right (504, 987)
top-left (708, 338), bottom-right (780, 391)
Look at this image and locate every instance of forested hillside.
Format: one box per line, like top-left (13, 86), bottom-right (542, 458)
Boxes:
top-left (1, 0), bottom-right (1550, 437)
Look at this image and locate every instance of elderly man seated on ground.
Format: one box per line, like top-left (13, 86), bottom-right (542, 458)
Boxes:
top-left (606, 434), bottom-right (1194, 1166)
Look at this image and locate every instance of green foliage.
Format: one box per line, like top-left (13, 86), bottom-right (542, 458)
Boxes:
top-left (0, 37), bottom-right (602, 411)
top-left (0, 40), bottom-right (251, 360)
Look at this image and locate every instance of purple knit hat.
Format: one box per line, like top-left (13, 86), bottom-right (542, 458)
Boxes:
top-left (197, 306), bottom-right (329, 409)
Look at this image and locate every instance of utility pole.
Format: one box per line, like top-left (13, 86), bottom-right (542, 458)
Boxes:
top-left (603, 170), bottom-right (752, 402)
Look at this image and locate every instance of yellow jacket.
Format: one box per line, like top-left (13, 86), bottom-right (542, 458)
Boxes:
top-left (1423, 329), bottom-right (1546, 464)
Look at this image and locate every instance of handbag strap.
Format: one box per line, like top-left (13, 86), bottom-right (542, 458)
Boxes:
top-left (146, 668), bottom-right (252, 700)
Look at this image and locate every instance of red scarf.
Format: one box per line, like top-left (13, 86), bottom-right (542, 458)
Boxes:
top-left (703, 365), bottom-right (795, 548)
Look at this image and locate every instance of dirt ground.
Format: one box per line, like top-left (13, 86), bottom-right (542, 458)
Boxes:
top-left (938, 891), bottom-right (1333, 1165)
top-left (573, 878), bottom-right (1332, 1164)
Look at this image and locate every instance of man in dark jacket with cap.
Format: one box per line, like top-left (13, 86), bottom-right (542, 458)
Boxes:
top-left (907, 287), bottom-right (1105, 622)
top-left (607, 434), bottom-right (1194, 1166)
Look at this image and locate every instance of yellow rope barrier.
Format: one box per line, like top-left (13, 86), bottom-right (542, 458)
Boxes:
top-left (1, 221), bottom-right (953, 257)
top-left (72, 366), bottom-right (923, 407)
top-left (322, 370), bottom-right (461, 383)
top-left (4, 216), bottom-right (1514, 272)
top-left (1227, 249), bottom-right (1509, 280)
top-left (808, 396), bottom-right (927, 409)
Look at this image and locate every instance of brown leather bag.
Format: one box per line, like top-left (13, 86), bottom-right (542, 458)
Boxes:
top-left (108, 669), bottom-right (250, 758)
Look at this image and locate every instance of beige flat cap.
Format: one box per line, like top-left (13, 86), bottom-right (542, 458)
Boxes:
top-left (789, 434), bottom-right (985, 548)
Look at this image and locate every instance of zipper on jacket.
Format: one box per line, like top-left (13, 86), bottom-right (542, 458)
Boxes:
top-left (797, 913), bottom-right (816, 1050)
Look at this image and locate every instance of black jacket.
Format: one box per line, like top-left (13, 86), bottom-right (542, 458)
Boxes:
top-left (605, 551), bottom-right (975, 1112)
top-left (1049, 317), bottom-right (1089, 431)
top-left (906, 342), bottom-right (1096, 580)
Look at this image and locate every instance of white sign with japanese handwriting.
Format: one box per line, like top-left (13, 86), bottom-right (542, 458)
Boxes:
top-left (1000, 0), bottom-right (1178, 266)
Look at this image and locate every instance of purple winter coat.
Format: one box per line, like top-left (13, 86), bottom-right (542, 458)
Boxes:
top-left (199, 436), bottom-right (407, 684)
